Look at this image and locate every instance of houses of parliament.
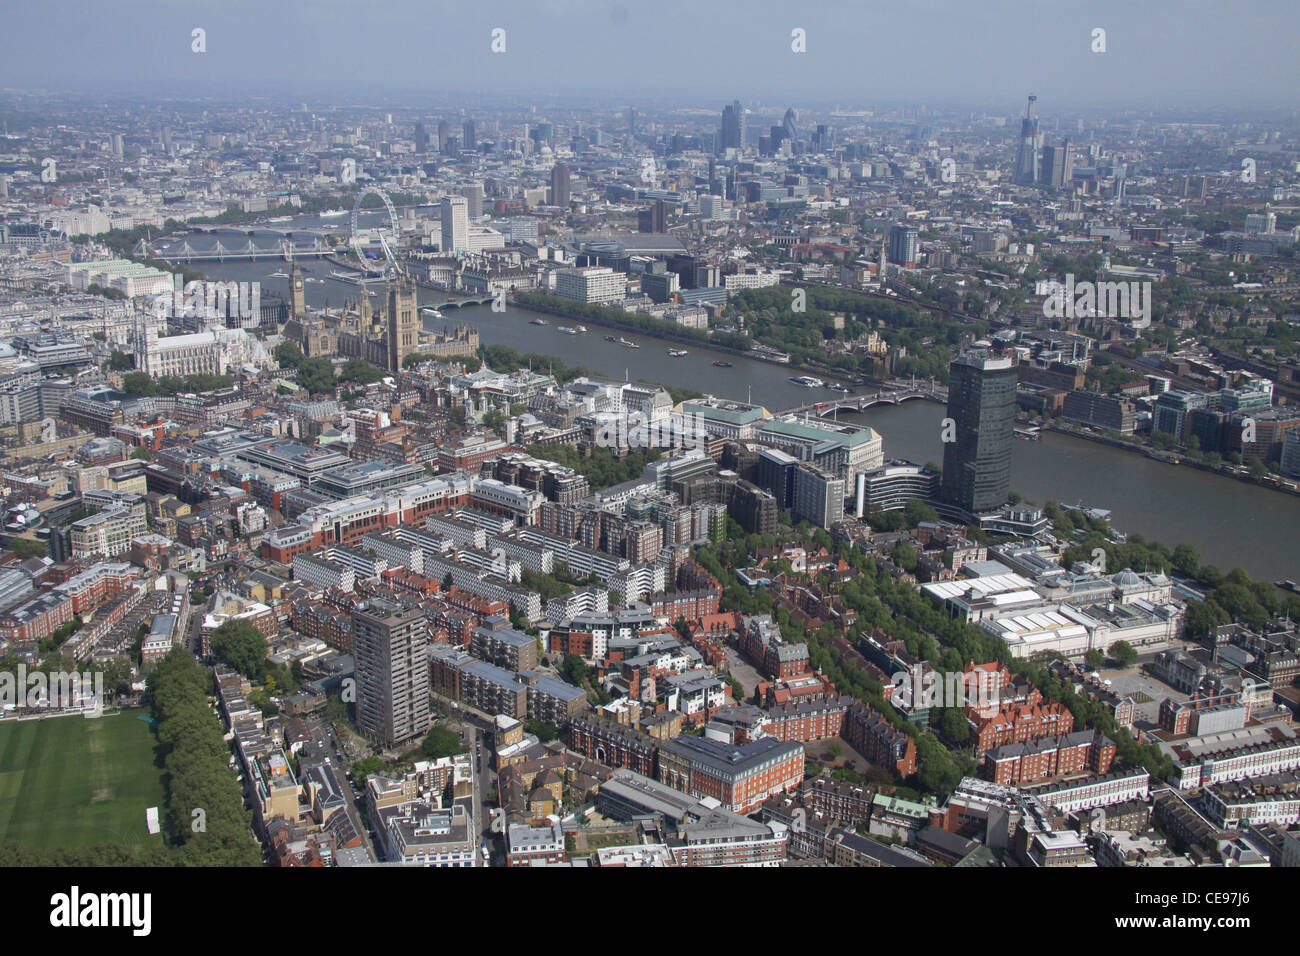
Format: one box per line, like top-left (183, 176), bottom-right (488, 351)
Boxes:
top-left (280, 265), bottom-right (478, 372)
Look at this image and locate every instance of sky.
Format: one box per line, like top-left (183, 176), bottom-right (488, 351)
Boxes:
top-left (3, 0), bottom-right (1298, 114)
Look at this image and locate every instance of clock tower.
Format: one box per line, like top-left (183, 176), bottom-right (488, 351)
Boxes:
top-left (290, 264), bottom-right (305, 318)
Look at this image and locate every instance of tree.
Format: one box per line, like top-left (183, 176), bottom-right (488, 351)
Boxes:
top-left (402, 351), bottom-right (426, 368)
top-left (107, 350), bottom-right (134, 371)
top-left (938, 707), bottom-right (970, 746)
top-left (903, 498), bottom-right (939, 526)
top-left (3, 537), bottom-right (46, 560)
top-left (209, 620), bottom-right (268, 679)
top-left (524, 719), bottom-right (559, 742)
top-left (129, 446), bottom-right (151, 461)
top-left (340, 358), bottom-right (385, 385)
top-left (274, 341), bottom-right (304, 370)
top-left (421, 725), bottom-right (466, 760)
top-left (560, 654), bottom-right (589, 687)
top-left (296, 357), bottom-right (336, 395)
top-left (120, 371), bottom-right (157, 396)
top-left (1109, 640), bottom-right (1138, 667)
top-left (893, 544), bottom-right (918, 573)
top-left (1084, 649), bottom-right (1105, 670)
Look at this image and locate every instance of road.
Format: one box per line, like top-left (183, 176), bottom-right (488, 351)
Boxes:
top-left (303, 711), bottom-right (377, 862)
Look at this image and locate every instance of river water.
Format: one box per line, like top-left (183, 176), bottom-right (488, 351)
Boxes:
top-left (188, 248), bottom-right (1300, 583)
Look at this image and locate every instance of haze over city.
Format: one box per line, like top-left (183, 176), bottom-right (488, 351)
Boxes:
top-left (3, 0), bottom-right (1299, 110)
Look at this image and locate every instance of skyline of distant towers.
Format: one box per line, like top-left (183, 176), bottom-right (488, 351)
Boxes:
top-left (1014, 94), bottom-right (1075, 190)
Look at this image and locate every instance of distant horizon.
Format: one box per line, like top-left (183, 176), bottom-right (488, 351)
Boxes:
top-left (3, 0), bottom-right (1298, 115)
top-left (0, 87), bottom-right (1294, 126)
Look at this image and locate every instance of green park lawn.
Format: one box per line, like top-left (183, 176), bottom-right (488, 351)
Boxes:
top-left (0, 709), bottom-right (168, 849)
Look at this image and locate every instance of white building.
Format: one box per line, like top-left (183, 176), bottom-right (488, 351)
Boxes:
top-left (440, 196), bottom-right (469, 255)
top-left (555, 266), bottom-right (626, 304)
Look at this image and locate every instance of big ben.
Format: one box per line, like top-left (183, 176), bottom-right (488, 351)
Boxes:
top-left (290, 264), bottom-right (305, 318)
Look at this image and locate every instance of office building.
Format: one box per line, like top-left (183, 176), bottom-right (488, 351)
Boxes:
top-left (440, 196), bottom-right (469, 255)
top-left (720, 100), bottom-right (746, 152)
top-left (791, 464), bottom-right (845, 529)
top-left (888, 225), bottom-right (919, 270)
top-left (555, 266), bottom-right (625, 304)
top-left (855, 461), bottom-right (941, 516)
top-left (550, 163), bottom-right (571, 208)
top-left (940, 348), bottom-right (1018, 516)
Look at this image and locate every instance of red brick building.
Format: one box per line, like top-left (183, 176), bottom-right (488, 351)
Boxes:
top-left (842, 701), bottom-right (917, 777)
top-left (657, 734), bottom-right (805, 815)
top-left (981, 730), bottom-right (1116, 786)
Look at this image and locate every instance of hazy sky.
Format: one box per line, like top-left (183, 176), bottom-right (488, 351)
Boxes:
top-left (4, 0), bottom-right (1298, 113)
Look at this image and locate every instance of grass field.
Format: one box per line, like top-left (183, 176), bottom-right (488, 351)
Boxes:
top-left (0, 709), bottom-right (168, 850)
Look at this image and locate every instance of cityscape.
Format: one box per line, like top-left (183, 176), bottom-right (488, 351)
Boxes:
top-left (1, 0), bottom-right (1299, 907)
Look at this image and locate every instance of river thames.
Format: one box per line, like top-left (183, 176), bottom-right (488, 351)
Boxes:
top-left (189, 252), bottom-right (1300, 583)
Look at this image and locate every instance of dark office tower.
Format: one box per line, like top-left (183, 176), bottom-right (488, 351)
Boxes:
top-left (940, 348), bottom-right (1018, 516)
top-left (550, 162), bottom-right (571, 207)
top-left (628, 106), bottom-right (637, 135)
top-left (1014, 94), bottom-right (1041, 185)
top-left (462, 119), bottom-right (476, 149)
top-left (437, 120), bottom-right (451, 154)
top-left (414, 122), bottom-right (429, 154)
top-left (1041, 138), bottom-right (1072, 188)
top-left (888, 224), bottom-right (919, 270)
top-left (814, 124), bottom-right (831, 151)
top-left (782, 107), bottom-right (797, 143)
top-left (721, 100), bottom-right (746, 152)
top-left (638, 199), bottom-right (667, 233)
top-left (353, 597), bottom-right (430, 748)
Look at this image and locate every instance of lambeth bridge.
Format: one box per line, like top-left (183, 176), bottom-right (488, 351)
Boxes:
top-left (778, 381), bottom-right (948, 417)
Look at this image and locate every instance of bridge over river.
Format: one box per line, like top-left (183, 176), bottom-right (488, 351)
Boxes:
top-left (777, 382), bottom-right (948, 417)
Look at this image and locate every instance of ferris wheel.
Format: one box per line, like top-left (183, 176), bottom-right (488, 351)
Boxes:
top-left (349, 185), bottom-right (403, 275)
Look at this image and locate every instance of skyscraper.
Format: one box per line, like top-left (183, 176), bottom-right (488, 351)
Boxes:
top-left (940, 348), bottom-right (1018, 516)
top-left (440, 195), bottom-right (469, 255)
top-left (1042, 139), bottom-right (1073, 189)
top-left (550, 162), bottom-right (571, 207)
top-left (353, 597), bottom-right (430, 748)
top-left (721, 100), bottom-right (746, 152)
top-left (414, 122), bottom-right (429, 154)
top-left (460, 182), bottom-right (485, 219)
top-left (437, 120), bottom-right (451, 155)
top-left (782, 107), bottom-right (797, 144)
top-left (888, 224), bottom-right (919, 270)
top-left (638, 199), bottom-right (667, 233)
top-left (1014, 95), bottom-right (1041, 185)
top-left (462, 119), bottom-right (476, 150)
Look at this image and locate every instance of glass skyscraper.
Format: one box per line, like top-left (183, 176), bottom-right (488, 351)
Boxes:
top-left (940, 348), bottom-right (1018, 515)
